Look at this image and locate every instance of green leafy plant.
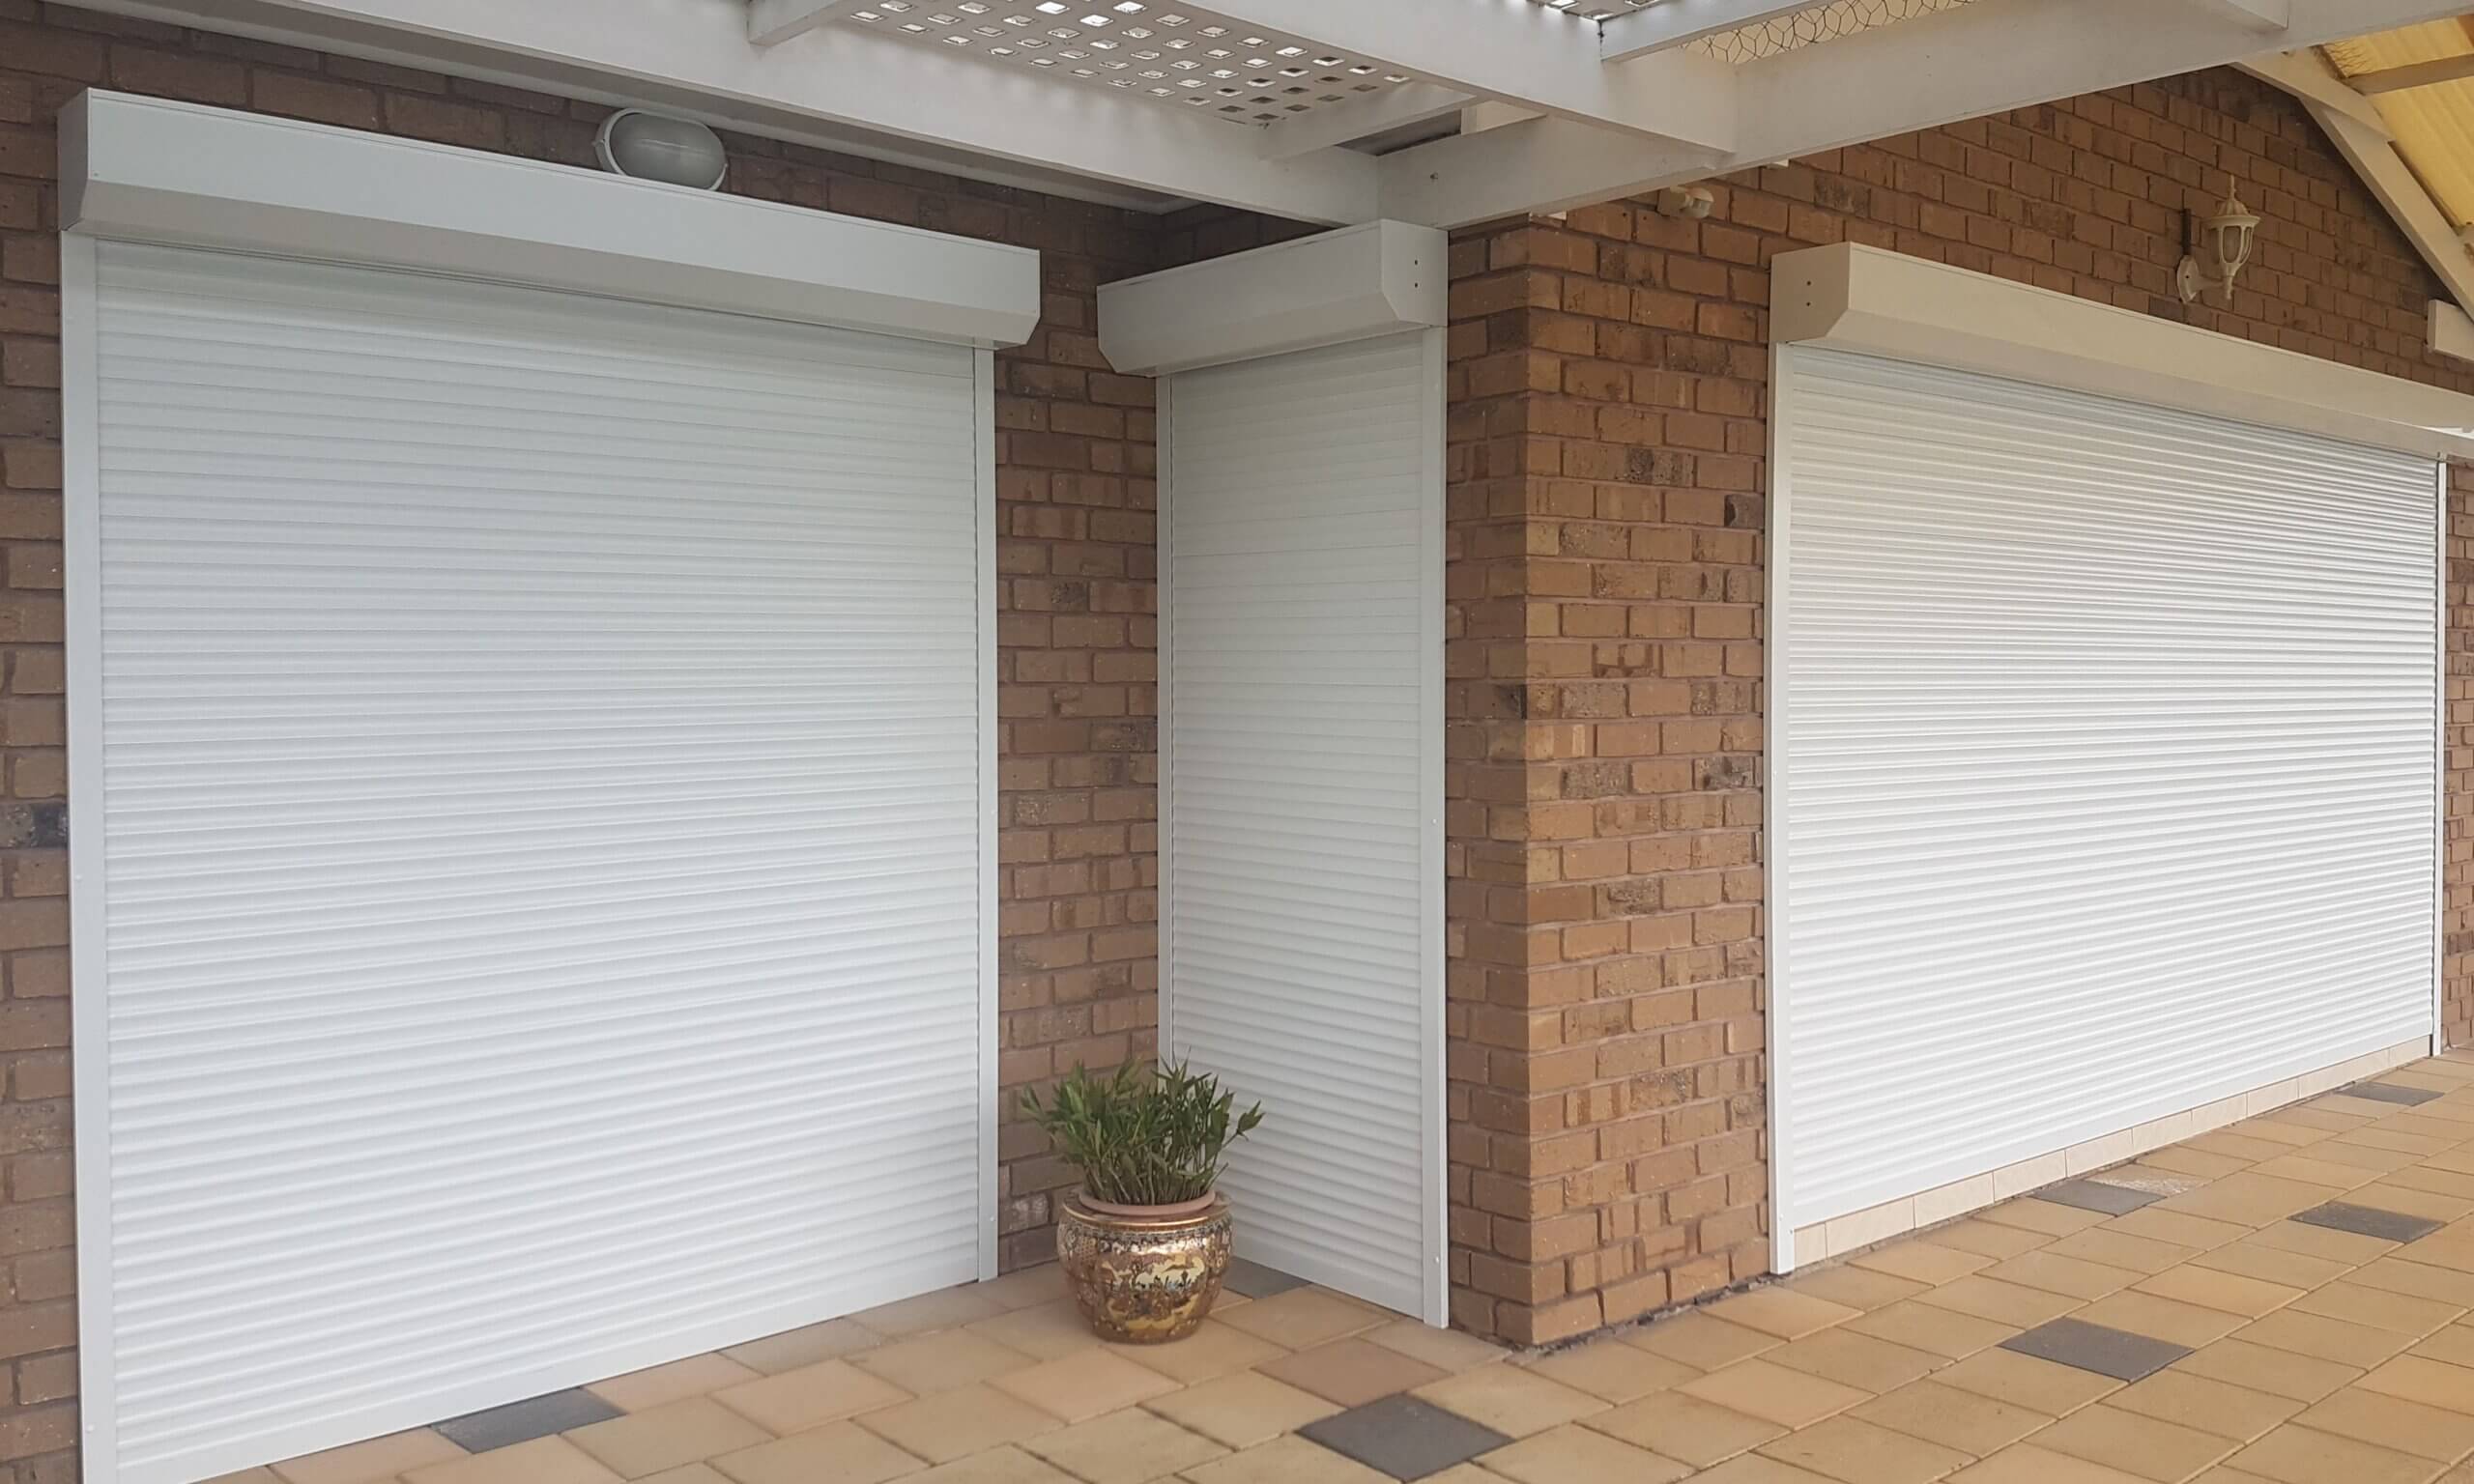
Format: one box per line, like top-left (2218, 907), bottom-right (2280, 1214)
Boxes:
top-left (1018, 1060), bottom-right (1266, 1207)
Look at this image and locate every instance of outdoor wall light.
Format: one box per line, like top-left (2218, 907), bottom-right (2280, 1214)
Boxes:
top-left (594, 109), bottom-right (730, 190)
top-left (2176, 185), bottom-right (2259, 305)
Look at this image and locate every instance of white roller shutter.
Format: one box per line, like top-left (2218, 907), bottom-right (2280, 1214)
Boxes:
top-left (1162, 330), bottom-right (1444, 1322)
top-left (73, 242), bottom-right (992, 1483)
top-left (1774, 347), bottom-right (2439, 1248)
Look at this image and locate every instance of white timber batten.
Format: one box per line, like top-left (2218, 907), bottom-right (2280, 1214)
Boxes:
top-left (2435, 300), bottom-right (2474, 364)
top-left (1600, 1), bottom-right (1828, 64)
top-left (1379, 0), bottom-right (2474, 226)
top-left (58, 90), bottom-right (1043, 346)
top-left (57, 0), bottom-right (1379, 223)
top-left (1775, 243), bottom-right (2474, 459)
top-left (1194, 0), bottom-right (1739, 152)
top-left (745, 0), bottom-right (867, 46)
top-left (1099, 221), bottom-right (1447, 377)
top-left (2349, 54), bottom-right (2474, 96)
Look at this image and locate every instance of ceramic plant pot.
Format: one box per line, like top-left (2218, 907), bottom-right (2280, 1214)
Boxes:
top-left (1055, 1189), bottom-right (1232, 1343)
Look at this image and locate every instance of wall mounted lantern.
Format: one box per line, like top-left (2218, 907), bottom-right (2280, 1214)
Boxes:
top-left (2176, 185), bottom-right (2259, 305)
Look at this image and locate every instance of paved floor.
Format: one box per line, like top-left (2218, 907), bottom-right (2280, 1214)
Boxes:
top-left (228, 1050), bottom-right (2474, 1484)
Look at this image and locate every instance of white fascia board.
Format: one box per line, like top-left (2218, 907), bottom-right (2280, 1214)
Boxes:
top-left (2433, 300), bottom-right (2474, 364)
top-left (59, 90), bottom-right (1046, 346)
top-left (1196, 0), bottom-right (1739, 152)
top-left (1776, 242), bottom-right (2474, 458)
top-left (1099, 220), bottom-right (1447, 376)
top-left (1600, 1), bottom-right (1826, 63)
top-left (68, 0), bottom-right (1378, 224)
top-left (1380, 0), bottom-right (2474, 226)
top-left (746, 0), bottom-right (869, 46)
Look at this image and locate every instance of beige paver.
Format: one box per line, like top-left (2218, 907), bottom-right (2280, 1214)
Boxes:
top-left (1521, 1335), bottom-right (1698, 1402)
top-left (1018, 1407), bottom-right (1225, 1484)
top-left (1707, 1287), bottom-right (1865, 1339)
top-left (2221, 1423), bottom-right (2440, 1484)
top-left (590, 1355), bottom-right (765, 1413)
top-left (2287, 1279), bottom-right (2465, 1336)
top-left (1121, 1320), bottom-right (1288, 1384)
top-left (2234, 1308), bottom-right (2417, 1368)
top-left (2132, 1265), bottom-right (2306, 1319)
top-left (854, 1383), bottom-right (1061, 1465)
top-left (1624, 1310), bottom-right (1780, 1369)
top-left (2101, 1369), bottom-right (2302, 1442)
top-left (1933, 1347), bottom-right (2121, 1415)
top-left (1255, 1337), bottom-right (1444, 1406)
top-left (1762, 1326), bottom-right (1945, 1392)
top-left (906, 1446), bottom-right (1077, 1483)
top-left (1785, 1265), bottom-right (1933, 1312)
top-left (1140, 1371), bottom-right (1338, 1449)
top-left (2027, 1402), bottom-right (2238, 1482)
top-left (1359, 1317), bottom-right (1506, 1373)
top-left (272, 1430), bottom-right (466, 1484)
top-left (2181, 1241), bottom-right (2354, 1292)
top-left (1210, 1289), bottom-right (1385, 1350)
top-left (1678, 1358), bottom-right (1874, 1429)
top-left (709, 1422), bottom-right (925, 1484)
top-left (1930, 1220), bottom-right (2060, 1262)
top-left (2169, 1338), bottom-right (2363, 1403)
top-left (1912, 1275), bottom-right (2082, 1328)
top-left (851, 1329), bottom-right (1038, 1394)
top-left (1180, 1435), bottom-right (1391, 1484)
top-left (1410, 1363), bottom-right (1604, 1437)
top-left (1753, 1413), bottom-right (1973, 1484)
top-left (1946, 1444), bottom-right (2151, 1482)
top-left (990, 1349), bottom-right (1178, 1423)
top-left (721, 1318), bottom-right (885, 1375)
top-left (964, 1299), bottom-right (1106, 1361)
top-left (1476, 1422), bottom-right (1694, 1484)
top-left (1851, 1378), bottom-right (2053, 1455)
top-left (2290, 1385), bottom-right (2474, 1461)
top-left (1582, 1390), bottom-right (1788, 1467)
top-left (1841, 1299), bottom-right (2020, 1360)
top-left (1851, 1242), bottom-right (1996, 1286)
top-left (852, 1285), bottom-right (1010, 1338)
top-left (712, 1358), bottom-right (911, 1434)
top-left (566, 1397), bottom-right (773, 1478)
top-left (403, 1438), bottom-right (621, 1484)
top-left (1982, 1250), bottom-right (2144, 1301)
top-left (2071, 1291), bottom-right (2249, 1349)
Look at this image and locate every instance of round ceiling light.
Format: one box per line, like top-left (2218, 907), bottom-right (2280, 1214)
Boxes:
top-left (594, 109), bottom-right (730, 190)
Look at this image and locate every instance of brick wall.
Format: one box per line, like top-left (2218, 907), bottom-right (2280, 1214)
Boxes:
top-left (1443, 66), bottom-right (2474, 1347)
top-left (0, 3), bottom-right (1239, 1472)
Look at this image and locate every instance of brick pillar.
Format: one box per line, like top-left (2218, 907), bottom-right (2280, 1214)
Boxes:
top-left (2447, 460), bottom-right (2474, 1051)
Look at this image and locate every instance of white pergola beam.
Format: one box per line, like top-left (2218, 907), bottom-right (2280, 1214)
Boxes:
top-left (1194, 0), bottom-right (1740, 152)
top-left (1381, 0), bottom-right (2474, 226)
top-left (2173, 0), bottom-right (2292, 30)
top-left (746, 0), bottom-right (866, 47)
top-left (2349, 53), bottom-right (2474, 95)
top-left (1600, 1), bottom-right (1824, 63)
top-left (61, 0), bottom-right (1378, 223)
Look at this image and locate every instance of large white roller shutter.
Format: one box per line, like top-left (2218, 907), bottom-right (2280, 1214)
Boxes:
top-left (1162, 330), bottom-right (1443, 1321)
top-left (75, 242), bottom-right (991, 1483)
top-left (1774, 347), bottom-right (2439, 1245)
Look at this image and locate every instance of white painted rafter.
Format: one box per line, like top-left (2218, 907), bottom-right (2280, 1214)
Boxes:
top-left (1380, 0), bottom-right (2474, 225)
top-left (1196, 0), bottom-right (1740, 151)
top-left (2236, 49), bottom-right (2392, 136)
top-left (746, 0), bottom-right (866, 46)
top-left (1599, 1), bottom-right (1826, 63)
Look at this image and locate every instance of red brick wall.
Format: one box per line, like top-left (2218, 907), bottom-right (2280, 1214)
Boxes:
top-left (0, 5), bottom-right (1238, 1472)
top-left (1443, 66), bottom-right (2474, 1347)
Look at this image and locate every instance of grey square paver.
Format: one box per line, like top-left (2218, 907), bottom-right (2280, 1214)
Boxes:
top-left (436, 1388), bottom-right (621, 1451)
top-left (1298, 1395), bottom-right (1513, 1480)
top-left (1223, 1257), bottom-right (1311, 1298)
top-left (2036, 1178), bottom-right (2163, 1215)
top-left (1999, 1318), bottom-right (2191, 1382)
top-left (2342, 1081), bottom-right (2445, 1107)
top-left (2289, 1201), bottom-right (2447, 1243)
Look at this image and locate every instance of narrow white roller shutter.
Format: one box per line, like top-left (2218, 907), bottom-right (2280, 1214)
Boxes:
top-left (1162, 330), bottom-right (1444, 1322)
top-left (1774, 347), bottom-right (2439, 1249)
top-left (75, 242), bottom-right (991, 1483)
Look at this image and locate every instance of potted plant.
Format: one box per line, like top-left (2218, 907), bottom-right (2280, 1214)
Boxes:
top-left (1019, 1059), bottom-right (1265, 1343)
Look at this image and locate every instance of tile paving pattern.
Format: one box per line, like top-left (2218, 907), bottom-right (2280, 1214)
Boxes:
top-left (225, 1058), bottom-right (2474, 1483)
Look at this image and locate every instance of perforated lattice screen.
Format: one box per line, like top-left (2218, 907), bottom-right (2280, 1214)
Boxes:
top-left (845, 1), bottom-right (1414, 122)
top-left (1683, 0), bottom-right (1974, 63)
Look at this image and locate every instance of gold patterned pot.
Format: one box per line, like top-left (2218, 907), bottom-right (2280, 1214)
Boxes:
top-left (1055, 1190), bottom-right (1232, 1344)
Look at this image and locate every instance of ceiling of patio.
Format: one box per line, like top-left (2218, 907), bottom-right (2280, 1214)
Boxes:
top-left (2324, 16), bottom-right (2474, 244)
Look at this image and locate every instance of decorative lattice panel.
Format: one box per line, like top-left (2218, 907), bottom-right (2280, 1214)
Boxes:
top-left (1529, 0), bottom-right (1977, 57)
top-left (845, 1), bottom-right (1416, 122)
